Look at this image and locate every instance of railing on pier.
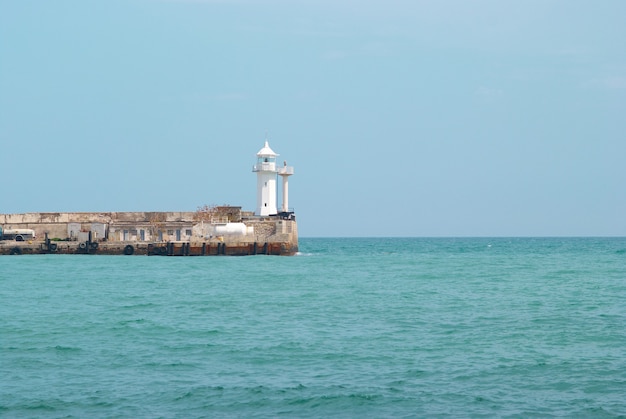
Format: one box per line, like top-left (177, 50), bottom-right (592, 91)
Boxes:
top-left (277, 166), bottom-right (294, 175)
top-left (252, 163), bottom-right (276, 172)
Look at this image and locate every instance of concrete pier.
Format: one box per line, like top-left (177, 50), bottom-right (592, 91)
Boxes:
top-left (0, 239), bottom-right (297, 256)
top-left (0, 208), bottom-right (298, 256)
top-left (2, 143), bottom-right (299, 256)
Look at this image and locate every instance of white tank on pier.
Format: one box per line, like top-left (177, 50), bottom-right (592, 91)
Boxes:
top-left (213, 223), bottom-right (253, 236)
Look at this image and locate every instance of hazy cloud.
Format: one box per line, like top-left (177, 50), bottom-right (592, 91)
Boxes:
top-left (588, 76), bottom-right (626, 90)
top-left (475, 86), bottom-right (504, 100)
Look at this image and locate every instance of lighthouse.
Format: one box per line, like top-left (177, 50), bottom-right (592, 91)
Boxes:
top-left (253, 141), bottom-right (294, 216)
top-left (278, 160), bottom-right (294, 212)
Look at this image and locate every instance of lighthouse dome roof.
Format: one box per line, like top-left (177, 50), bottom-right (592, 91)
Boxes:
top-left (256, 141), bottom-right (279, 157)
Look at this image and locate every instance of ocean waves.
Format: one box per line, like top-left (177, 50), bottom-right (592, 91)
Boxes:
top-left (1, 238), bottom-right (626, 417)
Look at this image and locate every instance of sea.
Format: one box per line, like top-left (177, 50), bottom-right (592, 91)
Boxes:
top-left (1, 237), bottom-right (625, 418)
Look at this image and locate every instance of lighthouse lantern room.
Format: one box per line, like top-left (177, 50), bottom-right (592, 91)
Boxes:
top-left (253, 141), bottom-right (294, 216)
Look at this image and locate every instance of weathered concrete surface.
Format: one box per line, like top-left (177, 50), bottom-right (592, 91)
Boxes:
top-left (0, 212), bottom-right (193, 224)
top-left (1, 209), bottom-right (298, 256)
top-left (0, 239), bottom-right (298, 256)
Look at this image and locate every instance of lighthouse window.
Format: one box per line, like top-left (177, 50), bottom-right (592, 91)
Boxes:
top-left (265, 182), bottom-right (267, 186)
top-left (265, 203), bottom-right (267, 207)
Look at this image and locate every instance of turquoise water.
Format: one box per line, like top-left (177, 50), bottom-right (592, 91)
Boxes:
top-left (1, 237), bottom-right (626, 418)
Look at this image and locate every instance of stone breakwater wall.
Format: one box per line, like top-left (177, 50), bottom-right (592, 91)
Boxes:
top-left (0, 240), bottom-right (297, 257)
top-left (0, 211), bottom-right (298, 256)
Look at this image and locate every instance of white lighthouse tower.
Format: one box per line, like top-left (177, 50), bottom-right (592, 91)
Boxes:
top-left (253, 141), bottom-right (294, 216)
top-left (278, 160), bottom-right (294, 212)
top-left (253, 141), bottom-right (279, 216)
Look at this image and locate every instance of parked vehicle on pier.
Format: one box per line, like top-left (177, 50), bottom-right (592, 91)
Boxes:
top-left (0, 227), bottom-right (36, 241)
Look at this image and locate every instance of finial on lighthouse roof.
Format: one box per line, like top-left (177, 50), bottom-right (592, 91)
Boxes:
top-left (257, 141), bottom-right (278, 157)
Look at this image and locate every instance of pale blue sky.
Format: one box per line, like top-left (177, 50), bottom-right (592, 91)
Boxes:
top-left (1, 0), bottom-right (624, 237)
